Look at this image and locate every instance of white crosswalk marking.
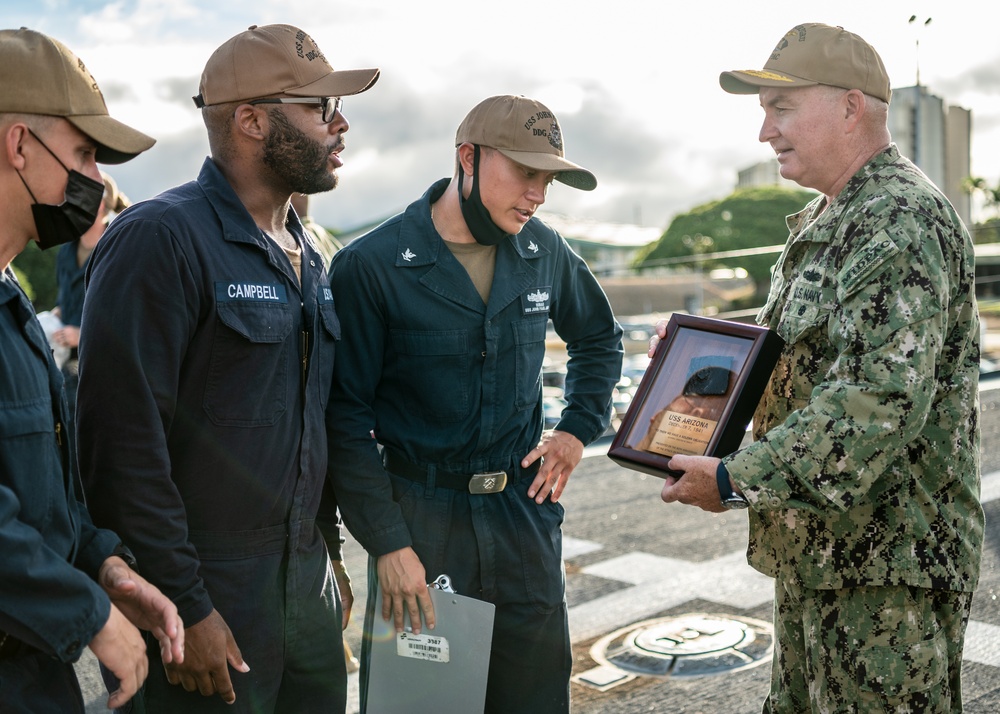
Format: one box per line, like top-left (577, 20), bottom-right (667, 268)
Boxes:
top-left (566, 471), bottom-right (1000, 658)
top-left (981, 470), bottom-right (1000, 504)
top-left (964, 621), bottom-right (1000, 667)
top-left (568, 550), bottom-right (772, 643)
top-left (563, 535), bottom-right (603, 560)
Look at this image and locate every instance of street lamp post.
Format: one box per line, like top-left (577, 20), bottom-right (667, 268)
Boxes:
top-left (908, 15), bottom-right (932, 166)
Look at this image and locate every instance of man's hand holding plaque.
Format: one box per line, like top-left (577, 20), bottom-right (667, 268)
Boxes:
top-left (607, 314), bottom-right (783, 479)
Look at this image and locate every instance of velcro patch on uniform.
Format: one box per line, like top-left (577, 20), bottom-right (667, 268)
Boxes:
top-left (318, 284), bottom-right (334, 304)
top-left (215, 282), bottom-right (288, 303)
top-left (789, 279), bottom-right (836, 310)
top-left (522, 286), bottom-right (552, 314)
top-left (838, 232), bottom-right (902, 298)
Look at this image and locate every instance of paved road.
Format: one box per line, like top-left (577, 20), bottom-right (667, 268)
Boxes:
top-left (79, 379), bottom-right (1000, 712)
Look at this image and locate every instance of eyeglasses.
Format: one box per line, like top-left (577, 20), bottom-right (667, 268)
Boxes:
top-left (247, 96), bottom-right (344, 123)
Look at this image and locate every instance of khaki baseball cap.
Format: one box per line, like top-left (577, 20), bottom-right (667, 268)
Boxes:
top-left (455, 95), bottom-right (597, 191)
top-left (100, 171), bottom-right (130, 215)
top-left (720, 23), bottom-right (891, 104)
top-left (0, 27), bottom-right (155, 164)
top-left (194, 24), bottom-right (379, 107)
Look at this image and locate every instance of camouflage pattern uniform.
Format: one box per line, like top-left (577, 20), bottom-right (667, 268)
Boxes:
top-left (724, 145), bottom-right (984, 712)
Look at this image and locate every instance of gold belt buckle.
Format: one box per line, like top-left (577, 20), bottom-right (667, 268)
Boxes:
top-left (469, 470), bottom-right (507, 494)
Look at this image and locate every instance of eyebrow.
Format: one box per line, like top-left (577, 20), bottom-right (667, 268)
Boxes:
top-left (760, 92), bottom-right (795, 109)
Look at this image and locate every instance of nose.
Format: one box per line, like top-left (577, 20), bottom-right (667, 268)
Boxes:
top-left (328, 110), bottom-right (349, 135)
top-left (758, 114), bottom-right (777, 144)
top-left (85, 158), bottom-right (102, 183)
top-left (526, 177), bottom-right (549, 205)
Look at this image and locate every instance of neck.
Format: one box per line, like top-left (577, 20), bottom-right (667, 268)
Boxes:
top-left (433, 179), bottom-right (477, 244)
top-left (0, 248), bottom-right (16, 273)
top-left (77, 240), bottom-right (95, 267)
top-left (823, 142), bottom-right (891, 204)
top-left (0, 176), bottom-right (35, 271)
top-left (0, 233), bottom-right (30, 273)
top-left (213, 156), bottom-right (291, 235)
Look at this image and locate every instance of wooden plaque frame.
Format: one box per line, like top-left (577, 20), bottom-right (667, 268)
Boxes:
top-left (608, 314), bottom-right (784, 478)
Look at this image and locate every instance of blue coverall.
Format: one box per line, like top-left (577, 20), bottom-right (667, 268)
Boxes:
top-left (327, 178), bottom-right (624, 713)
top-left (77, 158), bottom-right (348, 713)
top-left (0, 267), bottom-right (120, 713)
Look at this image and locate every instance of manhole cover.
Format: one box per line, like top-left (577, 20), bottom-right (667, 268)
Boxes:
top-left (575, 613), bottom-right (773, 690)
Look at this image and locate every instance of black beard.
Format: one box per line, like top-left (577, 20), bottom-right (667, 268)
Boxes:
top-left (261, 109), bottom-right (337, 195)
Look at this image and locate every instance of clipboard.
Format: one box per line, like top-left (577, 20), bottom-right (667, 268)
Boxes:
top-left (366, 577), bottom-right (495, 713)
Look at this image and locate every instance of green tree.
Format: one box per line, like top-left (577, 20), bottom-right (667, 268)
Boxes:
top-left (635, 185), bottom-right (817, 300)
top-left (971, 218), bottom-right (1000, 244)
top-left (10, 264), bottom-right (35, 303)
top-left (10, 241), bottom-right (59, 311)
top-left (963, 176), bottom-right (1000, 212)
top-left (963, 176), bottom-right (1000, 245)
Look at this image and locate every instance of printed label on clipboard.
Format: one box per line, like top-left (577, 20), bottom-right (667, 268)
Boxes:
top-left (396, 631), bottom-right (450, 663)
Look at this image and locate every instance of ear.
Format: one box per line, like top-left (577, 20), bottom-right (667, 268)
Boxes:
top-left (457, 142), bottom-right (476, 178)
top-left (3, 123), bottom-right (30, 170)
top-left (842, 89), bottom-right (866, 132)
top-left (234, 103), bottom-right (269, 141)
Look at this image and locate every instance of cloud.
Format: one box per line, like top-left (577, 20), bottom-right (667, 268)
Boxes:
top-left (20, 0), bottom-right (997, 231)
top-left (937, 55), bottom-right (1000, 98)
top-left (101, 126), bottom-right (209, 206)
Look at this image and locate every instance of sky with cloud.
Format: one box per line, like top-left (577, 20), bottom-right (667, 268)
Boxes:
top-left (8, 0), bottom-right (1000, 231)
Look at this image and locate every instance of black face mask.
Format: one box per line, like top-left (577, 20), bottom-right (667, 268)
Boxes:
top-left (17, 129), bottom-right (104, 250)
top-left (457, 144), bottom-right (511, 247)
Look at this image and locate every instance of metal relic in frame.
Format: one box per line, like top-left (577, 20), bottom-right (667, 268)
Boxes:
top-left (608, 314), bottom-right (784, 478)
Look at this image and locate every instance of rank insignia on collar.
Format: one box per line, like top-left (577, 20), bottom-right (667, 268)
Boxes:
top-left (401, 248), bottom-right (416, 262)
top-left (528, 240), bottom-right (539, 253)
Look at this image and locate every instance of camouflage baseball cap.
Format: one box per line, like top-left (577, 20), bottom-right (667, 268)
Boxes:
top-left (194, 24), bottom-right (379, 107)
top-left (720, 23), bottom-right (891, 104)
top-left (455, 95), bottom-right (597, 191)
top-left (0, 27), bottom-right (155, 164)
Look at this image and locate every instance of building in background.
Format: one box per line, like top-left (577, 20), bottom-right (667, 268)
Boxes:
top-left (888, 85), bottom-right (972, 226)
top-left (736, 160), bottom-right (798, 191)
top-left (536, 213), bottom-right (661, 276)
top-left (735, 85), bottom-right (972, 227)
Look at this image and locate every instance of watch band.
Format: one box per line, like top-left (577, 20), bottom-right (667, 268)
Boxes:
top-left (111, 542), bottom-right (138, 569)
top-left (716, 461), bottom-right (748, 510)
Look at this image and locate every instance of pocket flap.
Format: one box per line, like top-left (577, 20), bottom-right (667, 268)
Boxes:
top-left (857, 628), bottom-right (947, 697)
top-left (217, 303), bottom-right (292, 344)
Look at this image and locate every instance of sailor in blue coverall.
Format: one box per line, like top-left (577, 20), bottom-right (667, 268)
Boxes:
top-left (76, 24), bottom-right (379, 713)
top-left (327, 95), bottom-right (623, 713)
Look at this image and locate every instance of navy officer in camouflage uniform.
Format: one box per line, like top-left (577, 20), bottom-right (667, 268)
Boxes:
top-left (656, 23), bottom-right (984, 713)
top-left (327, 95), bottom-right (623, 712)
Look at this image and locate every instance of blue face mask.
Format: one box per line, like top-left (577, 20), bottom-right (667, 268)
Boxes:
top-left (457, 144), bottom-right (511, 247)
top-left (17, 129), bottom-right (104, 250)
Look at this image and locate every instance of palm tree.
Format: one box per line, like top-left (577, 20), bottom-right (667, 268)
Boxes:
top-left (963, 176), bottom-right (1000, 214)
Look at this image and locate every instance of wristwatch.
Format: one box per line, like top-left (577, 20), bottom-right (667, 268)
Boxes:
top-left (111, 542), bottom-right (138, 569)
top-left (716, 462), bottom-right (748, 510)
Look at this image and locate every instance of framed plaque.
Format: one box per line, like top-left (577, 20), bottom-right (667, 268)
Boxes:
top-left (608, 314), bottom-right (784, 478)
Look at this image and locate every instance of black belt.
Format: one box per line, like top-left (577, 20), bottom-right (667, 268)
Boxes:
top-left (0, 631), bottom-right (31, 661)
top-left (384, 450), bottom-right (538, 494)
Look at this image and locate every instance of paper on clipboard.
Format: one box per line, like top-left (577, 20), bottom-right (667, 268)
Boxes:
top-left (366, 579), bottom-right (495, 714)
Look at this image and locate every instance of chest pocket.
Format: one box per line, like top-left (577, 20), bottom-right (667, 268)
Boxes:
top-left (205, 302), bottom-right (293, 426)
top-left (775, 278), bottom-right (836, 345)
top-left (315, 301), bottom-right (342, 408)
top-left (391, 329), bottom-right (470, 422)
top-left (0, 398), bottom-right (57, 533)
top-left (512, 317), bottom-right (548, 411)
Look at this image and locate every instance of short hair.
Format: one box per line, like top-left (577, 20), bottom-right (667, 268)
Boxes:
top-left (202, 102), bottom-right (239, 160)
top-left (0, 112), bottom-right (56, 132)
top-left (454, 143), bottom-right (497, 176)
